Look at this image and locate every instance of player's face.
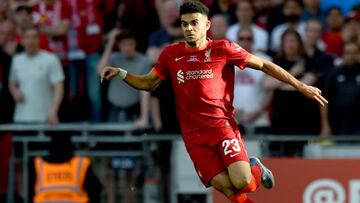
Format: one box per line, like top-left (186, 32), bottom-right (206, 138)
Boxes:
top-left (181, 13), bottom-right (210, 46)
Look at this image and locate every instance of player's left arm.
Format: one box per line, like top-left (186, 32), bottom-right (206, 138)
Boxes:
top-left (246, 54), bottom-right (328, 107)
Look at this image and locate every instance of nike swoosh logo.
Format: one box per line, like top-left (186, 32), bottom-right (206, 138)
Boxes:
top-left (175, 56), bottom-right (185, 61)
top-left (230, 153), bottom-right (239, 158)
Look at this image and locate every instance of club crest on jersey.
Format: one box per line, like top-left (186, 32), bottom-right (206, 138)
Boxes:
top-left (204, 49), bottom-right (211, 62)
top-left (187, 55), bottom-right (199, 62)
top-left (177, 70), bottom-right (185, 84)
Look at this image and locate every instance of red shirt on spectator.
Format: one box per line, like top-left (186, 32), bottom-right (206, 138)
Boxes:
top-left (32, 0), bottom-right (71, 62)
top-left (67, 0), bottom-right (114, 55)
top-left (322, 32), bottom-right (344, 57)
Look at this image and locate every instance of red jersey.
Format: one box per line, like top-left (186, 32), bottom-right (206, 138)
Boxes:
top-left (152, 40), bottom-right (250, 134)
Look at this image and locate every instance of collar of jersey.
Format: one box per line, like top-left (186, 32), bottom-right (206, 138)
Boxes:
top-left (184, 38), bottom-right (212, 52)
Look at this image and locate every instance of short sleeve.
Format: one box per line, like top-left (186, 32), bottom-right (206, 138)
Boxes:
top-left (48, 54), bottom-right (65, 84)
top-left (152, 46), bottom-right (170, 80)
top-left (224, 41), bottom-right (251, 70)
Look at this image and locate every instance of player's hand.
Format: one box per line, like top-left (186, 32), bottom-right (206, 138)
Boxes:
top-left (100, 66), bottom-right (119, 83)
top-left (299, 84), bottom-right (328, 107)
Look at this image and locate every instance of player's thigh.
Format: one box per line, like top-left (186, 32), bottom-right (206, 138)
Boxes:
top-left (210, 170), bottom-right (234, 197)
top-left (187, 144), bottom-right (225, 187)
top-left (218, 131), bottom-right (252, 189)
top-left (228, 160), bottom-right (252, 189)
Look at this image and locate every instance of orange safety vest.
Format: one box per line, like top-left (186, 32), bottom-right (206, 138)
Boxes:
top-left (33, 156), bottom-right (90, 203)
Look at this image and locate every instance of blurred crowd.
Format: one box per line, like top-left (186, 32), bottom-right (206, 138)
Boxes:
top-left (0, 0), bottom-right (360, 136)
top-left (1, 0), bottom-right (360, 202)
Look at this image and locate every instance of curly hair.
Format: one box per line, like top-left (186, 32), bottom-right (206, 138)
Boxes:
top-left (179, 0), bottom-right (209, 17)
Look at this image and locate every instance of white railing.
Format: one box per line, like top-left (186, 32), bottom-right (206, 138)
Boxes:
top-left (1, 123), bottom-right (360, 203)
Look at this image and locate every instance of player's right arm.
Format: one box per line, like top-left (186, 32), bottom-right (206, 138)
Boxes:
top-left (100, 67), bottom-right (162, 91)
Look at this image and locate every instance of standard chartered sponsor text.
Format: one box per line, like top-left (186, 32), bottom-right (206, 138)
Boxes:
top-left (186, 69), bottom-right (214, 80)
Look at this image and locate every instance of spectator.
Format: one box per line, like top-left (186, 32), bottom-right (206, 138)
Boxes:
top-left (97, 29), bottom-right (151, 124)
top-left (209, 14), bottom-right (228, 40)
top-left (0, 20), bottom-right (21, 123)
top-left (342, 11), bottom-right (360, 44)
top-left (321, 0), bottom-right (360, 15)
top-left (98, 30), bottom-right (150, 203)
top-left (208, 0), bottom-right (237, 25)
top-left (9, 28), bottom-right (64, 124)
top-left (303, 19), bottom-right (335, 137)
top-left (252, 0), bottom-right (273, 30)
top-left (0, 22), bottom-right (16, 124)
top-left (301, 0), bottom-right (326, 23)
top-left (0, 20), bottom-right (16, 203)
top-left (67, 0), bottom-right (114, 122)
top-left (0, 20), bottom-right (23, 56)
top-left (233, 27), bottom-right (272, 135)
top-left (322, 42), bottom-right (360, 135)
top-left (304, 19), bottom-right (334, 89)
top-left (149, 78), bottom-right (180, 203)
top-left (147, 34), bottom-right (184, 202)
top-left (264, 0), bottom-right (287, 33)
top-left (29, 135), bottom-right (103, 203)
top-left (264, 29), bottom-right (319, 156)
top-left (32, 0), bottom-right (71, 63)
top-left (12, 5), bottom-right (51, 51)
top-left (270, 0), bottom-right (305, 52)
top-left (148, 35), bottom-right (182, 202)
top-left (0, 0), bottom-right (10, 22)
top-left (116, 0), bottom-right (160, 52)
top-left (226, 0), bottom-right (268, 52)
top-left (147, 0), bottom-right (181, 65)
top-left (322, 7), bottom-right (344, 57)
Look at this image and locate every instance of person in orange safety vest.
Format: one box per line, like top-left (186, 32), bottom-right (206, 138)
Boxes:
top-left (29, 135), bottom-right (102, 203)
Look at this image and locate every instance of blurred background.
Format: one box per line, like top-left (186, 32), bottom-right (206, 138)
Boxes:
top-left (1, 0), bottom-right (360, 202)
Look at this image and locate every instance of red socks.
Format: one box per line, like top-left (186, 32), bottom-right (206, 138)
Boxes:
top-left (237, 164), bottom-right (262, 193)
top-left (250, 164), bottom-right (262, 189)
top-left (228, 164), bottom-right (262, 203)
top-left (229, 194), bottom-right (255, 203)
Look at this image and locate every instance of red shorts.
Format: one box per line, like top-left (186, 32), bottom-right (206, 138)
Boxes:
top-left (183, 120), bottom-right (249, 187)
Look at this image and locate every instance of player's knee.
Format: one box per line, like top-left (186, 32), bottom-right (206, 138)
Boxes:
top-left (231, 173), bottom-right (252, 190)
top-left (210, 174), bottom-right (234, 194)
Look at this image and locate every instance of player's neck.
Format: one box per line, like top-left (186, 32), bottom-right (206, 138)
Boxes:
top-left (186, 38), bottom-right (209, 50)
